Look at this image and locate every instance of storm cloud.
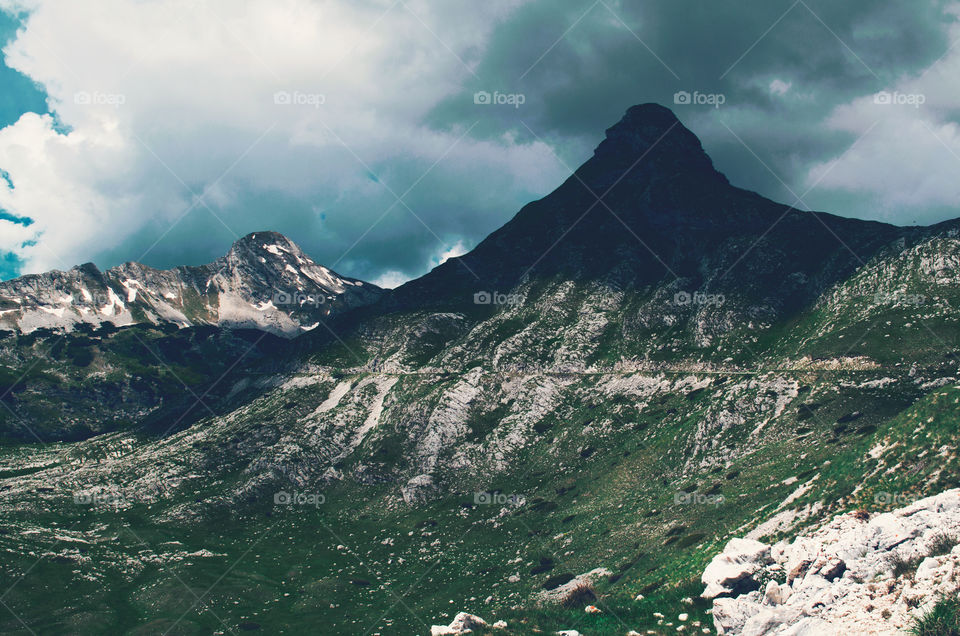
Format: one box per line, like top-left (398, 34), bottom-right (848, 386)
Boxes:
top-left (0, 0), bottom-right (958, 285)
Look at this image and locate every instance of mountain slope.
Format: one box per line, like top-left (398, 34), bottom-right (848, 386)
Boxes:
top-left (0, 232), bottom-right (381, 441)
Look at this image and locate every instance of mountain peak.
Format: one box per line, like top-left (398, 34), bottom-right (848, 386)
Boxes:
top-left (586, 103), bottom-right (726, 185)
top-left (227, 231), bottom-right (307, 263)
top-left (0, 229), bottom-right (383, 337)
top-left (616, 102), bottom-right (681, 131)
top-left (233, 230), bottom-right (293, 250)
top-left (73, 262), bottom-right (103, 277)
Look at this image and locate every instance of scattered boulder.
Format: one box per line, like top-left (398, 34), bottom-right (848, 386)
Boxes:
top-left (538, 568), bottom-right (612, 603)
top-left (761, 580), bottom-right (789, 606)
top-left (819, 557), bottom-right (846, 581)
top-left (785, 557), bottom-right (811, 585)
top-left (712, 596), bottom-right (761, 635)
top-left (430, 612), bottom-right (509, 634)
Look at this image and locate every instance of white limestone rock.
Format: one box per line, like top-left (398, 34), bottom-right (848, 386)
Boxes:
top-left (430, 612), bottom-right (488, 635)
top-left (706, 489), bottom-right (960, 635)
top-left (701, 538), bottom-right (772, 599)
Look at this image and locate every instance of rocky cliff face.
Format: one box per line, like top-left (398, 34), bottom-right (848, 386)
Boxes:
top-left (0, 231), bottom-right (382, 337)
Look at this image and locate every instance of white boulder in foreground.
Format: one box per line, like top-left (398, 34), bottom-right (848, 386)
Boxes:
top-left (430, 612), bottom-right (497, 635)
top-left (701, 538), bottom-right (773, 599)
top-left (703, 488), bottom-right (960, 634)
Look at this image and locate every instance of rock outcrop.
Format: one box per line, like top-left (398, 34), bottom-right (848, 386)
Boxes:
top-left (701, 538), bottom-right (773, 599)
top-left (703, 489), bottom-right (960, 634)
top-left (401, 474), bottom-right (438, 504)
top-left (538, 567), bottom-right (613, 604)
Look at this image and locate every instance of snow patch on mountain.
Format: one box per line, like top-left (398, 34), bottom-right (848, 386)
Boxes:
top-left (0, 231), bottom-right (383, 337)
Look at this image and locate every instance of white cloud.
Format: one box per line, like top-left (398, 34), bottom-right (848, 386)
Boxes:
top-left (370, 269), bottom-right (410, 289)
top-left (434, 240), bottom-right (469, 265)
top-left (805, 7), bottom-right (960, 222)
top-left (0, 0), bottom-right (562, 276)
top-left (769, 79), bottom-right (791, 96)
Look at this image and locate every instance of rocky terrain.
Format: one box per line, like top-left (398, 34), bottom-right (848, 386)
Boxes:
top-left (0, 104), bottom-right (958, 634)
top-left (704, 489), bottom-right (960, 634)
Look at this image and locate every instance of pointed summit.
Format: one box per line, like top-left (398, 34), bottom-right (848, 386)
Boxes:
top-left (583, 103), bottom-right (727, 186)
top-left (230, 230), bottom-right (295, 255)
top-left (235, 230), bottom-right (288, 244)
top-left (603, 102), bottom-right (682, 142)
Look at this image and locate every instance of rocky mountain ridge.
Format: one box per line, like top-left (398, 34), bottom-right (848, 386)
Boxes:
top-left (0, 231), bottom-right (382, 337)
top-left (391, 104), bottom-right (919, 319)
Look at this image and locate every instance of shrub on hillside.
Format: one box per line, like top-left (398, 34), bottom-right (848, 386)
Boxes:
top-left (912, 595), bottom-right (960, 635)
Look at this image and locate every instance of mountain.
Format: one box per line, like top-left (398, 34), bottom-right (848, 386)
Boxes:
top-left (394, 103), bottom-right (907, 315)
top-left (1, 104), bottom-right (958, 635)
top-left (0, 231), bottom-right (382, 337)
top-left (327, 104), bottom-right (955, 372)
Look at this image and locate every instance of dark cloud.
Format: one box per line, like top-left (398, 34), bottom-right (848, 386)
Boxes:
top-left (1, 0), bottom-right (958, 283)
top-left (429, 0), bottom-right (957, 218)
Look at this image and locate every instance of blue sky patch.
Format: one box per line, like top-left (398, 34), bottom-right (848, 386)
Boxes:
top-left (0, 10), bottom-right (49, 280)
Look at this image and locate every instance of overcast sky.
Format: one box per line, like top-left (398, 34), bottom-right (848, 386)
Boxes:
top-left (0, 0), bottom-right (958, 285)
